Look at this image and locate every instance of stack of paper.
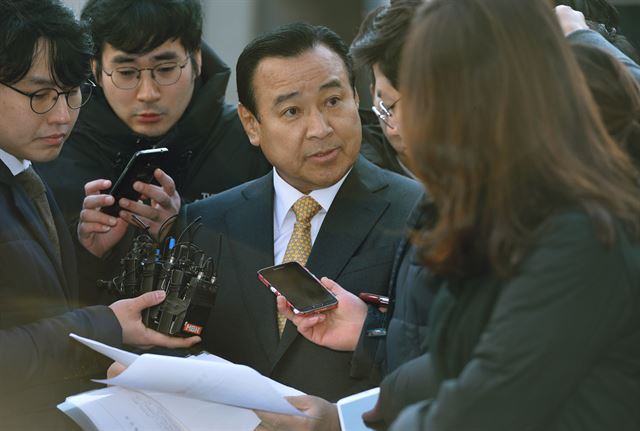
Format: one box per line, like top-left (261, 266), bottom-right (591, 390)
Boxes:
top-left (58, 334), bottom-right (305, 431)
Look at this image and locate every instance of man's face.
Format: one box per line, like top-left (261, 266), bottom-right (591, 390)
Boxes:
top-left (239, 45), bottom-right (361, 194)
top-left (0, 40), bottom-right (79, 162)
top-left (372, 63), bottom-right (405, 158)
top-left (97, 39), bottom-right (201, 138)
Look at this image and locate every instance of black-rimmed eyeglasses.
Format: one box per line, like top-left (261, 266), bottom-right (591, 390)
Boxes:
top-left (0, 80), bottom-right (95, 114)
top-left (372, 98), bottom-right (400, 129)
top-left (102, 57), bottom-right (190, 90)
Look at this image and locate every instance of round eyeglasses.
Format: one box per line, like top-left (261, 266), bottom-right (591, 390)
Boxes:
top-left (372, 98), bottom-right (400, 129)
top-left (102, 57), bottom-right (190, 90)
top-left (0, 80), bottom-right (95, 114)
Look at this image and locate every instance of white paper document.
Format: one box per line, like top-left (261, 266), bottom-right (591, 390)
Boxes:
top-left (60, 334), bottom-right (306, 431)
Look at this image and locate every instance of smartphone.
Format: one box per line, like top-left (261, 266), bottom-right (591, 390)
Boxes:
top-left (101, 147), bottom-right (169, 217)
top-left (257, 262), bottom-right (338, 314)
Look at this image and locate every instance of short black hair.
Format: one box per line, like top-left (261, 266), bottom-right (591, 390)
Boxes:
top-left (236, 22), bottom-right (355, 118)
top-left (81, 0), bottom-right (202, 66)
top-left (350, 0), bottom-right (422, 89)
top-left (0, 0), bottom-right (92, 87)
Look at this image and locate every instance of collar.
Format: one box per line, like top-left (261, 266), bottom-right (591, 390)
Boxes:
top-left (273, 167), bottom-right (350, 231)
top-left (0, 149), bottom-right (31, 176)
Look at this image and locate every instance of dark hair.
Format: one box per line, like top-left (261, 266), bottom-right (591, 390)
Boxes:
top-left (236, 22), bottom-right (355, 118)
top-left (402, 0), bottom-right (640, 278)
top-left (350, 0), bottom-right (422, 89)
top-left (554, 0), bottom-right (640, 63)
top-left (81, 0), bottom-right (202, 74)
top-left (0, 0), bottom-right (92, 87)
top-left (573, 44), bottom-right (640, 169)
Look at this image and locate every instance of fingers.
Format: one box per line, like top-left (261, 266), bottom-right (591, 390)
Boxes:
top-left (320, 277), bottom-right (343, 295)
top-left (132, 290), bottom-right (167, 311)
top-left (276, 295), bottom-right (295, 320)
top-left (131, 169), bottom-right (177, 209)
top-left (106, 361), bottom-right (127, 379)
top-left (154, 168), bottom-right (176, 196)
top-left (118, 198), bottom-right (159, 221)
top-left (143, 330), bottom-right (202, 349)
top-left (84, 179), bottom-right (111, 196)
top-left (361, 399), bottom-right (384, 425)
top-left (296, 314), bottom-right (326, 332)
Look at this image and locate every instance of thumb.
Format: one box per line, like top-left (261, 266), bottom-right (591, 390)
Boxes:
top-left (320, 277), bottom-right (343, 295)
top-left (284, 395), bottom-right (314, 412)
top-left (132, 290), bottom-right (166, 311)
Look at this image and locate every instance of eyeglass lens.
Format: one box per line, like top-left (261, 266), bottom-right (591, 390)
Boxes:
top-left (30, 83), bottom-right (93, 114)
top-left (110, 62), bottom-right (184, 89)
top-left (372, 101), bottom-right (395, 128)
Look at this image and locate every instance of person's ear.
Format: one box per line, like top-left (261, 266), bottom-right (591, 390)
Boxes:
top-left (238, 103), bottom-right (261, 147)
top-left (192, 48), bottom-right (202, 77)
top-left (91, 58), bottom-right (101, 85)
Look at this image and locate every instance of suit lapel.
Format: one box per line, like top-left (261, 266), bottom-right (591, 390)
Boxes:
top-left (273, 157), bottom-right (391, 363)
top-left (0, 164), bottom-right (71, 300)
top-left (224, 173), bottom-right (281, 363)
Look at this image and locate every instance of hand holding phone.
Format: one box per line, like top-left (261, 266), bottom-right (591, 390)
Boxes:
top-left (269, 274), bottom-right (368, 351)
top-left (101, 147), bottom-right (169, 217)
top-left (257, 262), bottom-right (338, 314)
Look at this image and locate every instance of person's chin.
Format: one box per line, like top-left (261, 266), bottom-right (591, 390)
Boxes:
top-left (130, 122), bottom-right (171, 138)
top-left (28, 146), bottom-right (64, 163)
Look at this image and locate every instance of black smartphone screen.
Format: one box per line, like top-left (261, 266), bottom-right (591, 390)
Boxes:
top-left (101, 147), bottom-right (169, 217)
top-left (258, 262), bottom-right (337, 313)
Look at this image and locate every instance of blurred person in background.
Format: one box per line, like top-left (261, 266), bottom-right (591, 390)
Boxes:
top-left (554, 0), bottom-right (640, 63)
top-left (572, 43), bottom-right (640, 168)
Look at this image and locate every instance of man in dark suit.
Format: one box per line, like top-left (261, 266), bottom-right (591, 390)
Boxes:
top-left (0, 2), bottom-right (199, 428)
top-left (180, 23), bottom-right (422, 401)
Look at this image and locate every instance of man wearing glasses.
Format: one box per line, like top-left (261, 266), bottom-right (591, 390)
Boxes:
top-left (37, 0), bottom-right (271, 304)
top-left (0, 1), bottom-right (200, 428)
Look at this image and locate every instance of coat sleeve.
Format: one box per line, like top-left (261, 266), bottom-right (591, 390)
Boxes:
top-left (568, 29), bottom-right (640, 82)
top-left (378, 353), bottom-right (438, 424)
top-left (389, 214), bottom-right (638, 431)
top-left (0, 305), bottom-right (122, 397)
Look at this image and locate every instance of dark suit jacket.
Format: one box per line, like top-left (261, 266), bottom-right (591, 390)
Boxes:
top-left (0, 163), bottom-right (121, 427)
top-left (182, 156), bottom-right (422, 401)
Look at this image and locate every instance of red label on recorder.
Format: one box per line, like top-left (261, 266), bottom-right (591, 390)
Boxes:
top-left (182, 322), bottom-right (203, 335)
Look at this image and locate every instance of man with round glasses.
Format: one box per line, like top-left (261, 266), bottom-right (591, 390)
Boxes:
top-left (37, 0), bottom-right (271, 305)
top-left (0, 80), bottom-right (94, 115)
top-left (0, 1), bottom-right (200, 428)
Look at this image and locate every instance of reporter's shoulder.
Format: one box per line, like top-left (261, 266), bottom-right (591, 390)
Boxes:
top-left (378, 164), bottom-right (423, 203)
top-left (537, 210), bottom-right (640, 256)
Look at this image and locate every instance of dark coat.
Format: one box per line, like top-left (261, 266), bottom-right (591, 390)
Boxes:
top-left (181, 156), bottom-right (422, 401)
top-left (0, 163), bottom-right (122, 427)
top-left (351, 198), bottom-right (437, 383)
top-left (388, 212), bottom-right (640, 431)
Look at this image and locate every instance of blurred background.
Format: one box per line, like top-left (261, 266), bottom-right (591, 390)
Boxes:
top-left (63, 0), bottom-right (640, 107)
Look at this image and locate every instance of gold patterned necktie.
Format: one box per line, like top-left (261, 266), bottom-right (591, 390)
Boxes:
top-left (16, 166), bottom-right (62, 267)
top-left (277, 195), bottom-right (322, 336)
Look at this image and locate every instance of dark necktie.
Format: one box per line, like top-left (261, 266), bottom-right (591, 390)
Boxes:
top-left (16, 166), bottom-right (62, 267)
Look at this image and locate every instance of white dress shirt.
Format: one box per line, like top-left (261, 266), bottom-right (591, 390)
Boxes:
top-left (273, 167), bottom-right (350, 264)
top-left (0, 148), bottom-right (30, 176)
